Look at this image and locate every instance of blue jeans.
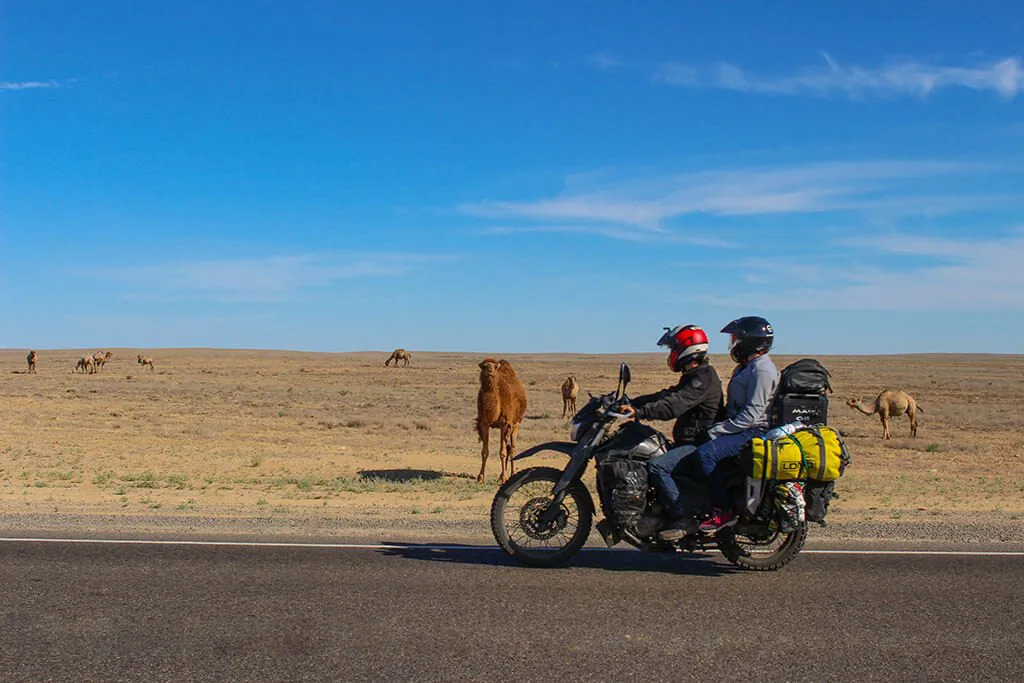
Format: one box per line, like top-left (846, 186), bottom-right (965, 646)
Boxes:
top-left (647, 444), bottom-right (698, 519)
top-left (695, 428), bottom-right (762, 510)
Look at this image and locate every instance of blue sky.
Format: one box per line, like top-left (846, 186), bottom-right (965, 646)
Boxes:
top-left (2, 1), bottom-right (1022, 354)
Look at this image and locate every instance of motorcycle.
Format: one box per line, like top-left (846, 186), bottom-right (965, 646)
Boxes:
top-left (489, 362), bottom-right (807, 571)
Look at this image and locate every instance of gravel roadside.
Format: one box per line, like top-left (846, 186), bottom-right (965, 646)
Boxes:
top-left (1, 510), bottom-right (1022, 550)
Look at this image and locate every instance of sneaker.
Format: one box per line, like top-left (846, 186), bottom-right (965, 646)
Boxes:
top-left (698, 510), bottom-right (737, 534)
top-left (657, 517), bottom-right (697, 542)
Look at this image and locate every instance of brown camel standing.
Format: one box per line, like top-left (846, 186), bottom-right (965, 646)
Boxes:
top-left (561, 375), bottom-right (578, 418)
top-left (847, 390), bottom-right (923, 440)
top-left (476, 358), bottom-right (528, 484)
top-left (75, 356), bottom-right (96, 374)
top-left (26, 350), bottom-right (37, 374)
top-left (92, 351), bottom-right (113, 371)
top-left (385, 348), bottom-right (411, 367)
top-left (137, 354), bottom-right (155, 372)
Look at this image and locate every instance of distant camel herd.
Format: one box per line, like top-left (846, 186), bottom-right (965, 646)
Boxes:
top-left (18, 348), bottom-right (926, 486)
top-left (23, 350), bottom-right (155, 375)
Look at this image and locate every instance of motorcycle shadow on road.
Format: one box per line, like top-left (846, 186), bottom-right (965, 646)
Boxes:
top-left (377, 544), bottom-right (739, 577)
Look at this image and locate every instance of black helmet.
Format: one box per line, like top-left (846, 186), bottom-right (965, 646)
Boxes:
top-left (721, 316), bottom-right (774, 363)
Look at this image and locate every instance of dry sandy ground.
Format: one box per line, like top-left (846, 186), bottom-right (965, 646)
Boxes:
top-left (2, 349), bottom-right (1022, 538)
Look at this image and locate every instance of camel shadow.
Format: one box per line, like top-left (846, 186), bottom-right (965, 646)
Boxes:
top-left (377, 543), bottom-right (738, 577)
top-left (356, 469), bottom-right (477, 483)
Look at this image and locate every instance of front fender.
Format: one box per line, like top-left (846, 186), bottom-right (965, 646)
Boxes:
top-left (512, 441), bottom-right (576, 462)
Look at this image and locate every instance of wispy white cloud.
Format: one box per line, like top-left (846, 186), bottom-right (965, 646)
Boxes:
top-left (88, 253), bottom-right (455, 301)
top-left (480, 224), bottom-right (737, 247)
top-left (653, 54), bottom-right (1023, 100)
top-left (0, 79), bottom-right (61, 91)
top-left (586, 53), bottom-right (623, 70)
top-left (461, 160), bottom-right (1005, 238)
top-left (692, 229), bottom-right (1024, 311)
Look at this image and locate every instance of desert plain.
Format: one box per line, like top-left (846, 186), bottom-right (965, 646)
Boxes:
top-left (2, 349), bottom-right (1022, 540)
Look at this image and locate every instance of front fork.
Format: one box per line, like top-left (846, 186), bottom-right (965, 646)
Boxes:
top-left (538, 425), bottom-right (606, 527)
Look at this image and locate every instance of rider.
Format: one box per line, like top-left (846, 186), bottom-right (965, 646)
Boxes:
top-left (620, 325), bottom-right (724, 537)
top-left (693, 316), bottom-right (780, 534)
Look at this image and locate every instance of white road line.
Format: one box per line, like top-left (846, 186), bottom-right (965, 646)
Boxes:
top-left (1, 537), bottom-right (1023, 556)
top-left (802, 550), bottom-right (1023, 556)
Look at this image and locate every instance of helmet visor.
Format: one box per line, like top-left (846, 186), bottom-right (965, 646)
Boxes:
top-left (657, 327), bottom-right (678, 349)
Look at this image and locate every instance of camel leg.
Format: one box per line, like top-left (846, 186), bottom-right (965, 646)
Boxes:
top-left (507, 423), bottom-right (520, 481)
top-left (881, 414), bottom-right (891, 440)
top-left (498, 426), bottom-right (510, 484)
top-left (909, 409), bottom-right (918, 438)
top-left (477, 428), bottom-right (489, 484)
top-left (562, 399), bottom-right (567, 419)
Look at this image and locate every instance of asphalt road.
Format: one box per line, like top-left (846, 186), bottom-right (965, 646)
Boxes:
top-left (2, 539), bottom-right (1022, 682)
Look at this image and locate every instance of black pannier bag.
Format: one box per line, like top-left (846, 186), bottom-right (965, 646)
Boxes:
top-left (804, 481), bottom-right (836, 523)
top-left (805, 437), bottom-right (852, 524)
top-left (595, 422), bottom-right (669, 529)
top-left (771, 358), bottom-right (833, 427)
top-left (597, 457), bottom-right (649, 529)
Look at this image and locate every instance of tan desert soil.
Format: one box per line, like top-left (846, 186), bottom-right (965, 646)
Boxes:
top-left (3, 349), bottom-right (1022, 542)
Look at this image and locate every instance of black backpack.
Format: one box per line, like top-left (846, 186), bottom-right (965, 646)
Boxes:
top-left (778, 358), bottom-right (833, 395)
top-left (771, 359), bottom-right (833, 427)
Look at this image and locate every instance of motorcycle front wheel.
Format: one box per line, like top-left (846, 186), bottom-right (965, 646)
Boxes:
top-left (717, 523), bottom-right (808, 571)
top-left (490, 466), bottom-right (594, 568)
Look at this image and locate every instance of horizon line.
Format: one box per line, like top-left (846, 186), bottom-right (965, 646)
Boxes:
top-left (2, 346), bottom-right (1021, 358)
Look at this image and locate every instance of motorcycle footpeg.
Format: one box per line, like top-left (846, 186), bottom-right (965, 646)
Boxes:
top-left (595, 519), bottom-right (621, 548)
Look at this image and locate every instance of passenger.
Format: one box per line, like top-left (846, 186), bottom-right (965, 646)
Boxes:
top-left (694, 316), bottom-right (779, 534)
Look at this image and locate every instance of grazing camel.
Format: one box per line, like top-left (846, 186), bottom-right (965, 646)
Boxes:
top-left (385, 348), bottom-right (412, 367)
top-left (26, 350), bottom-right (37, 374)
top-left (476, 358), bottom-right (528, 484)
top-left (137, 354), bottom-right (155, 372)
top-left (75, 356), bottom-right (95, 374)
top-left (847, 390), bottom-right (923, 440)
top-left (92, 351), bottom-right (113, 371)
top-left (561, 375), bottom-right (578, 418)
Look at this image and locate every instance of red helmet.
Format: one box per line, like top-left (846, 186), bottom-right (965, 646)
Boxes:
top-left (657, 325), bottom-right (710, 371)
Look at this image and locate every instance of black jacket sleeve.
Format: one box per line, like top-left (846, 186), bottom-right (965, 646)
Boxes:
top-left (632, 373), bottom-right (711, 422)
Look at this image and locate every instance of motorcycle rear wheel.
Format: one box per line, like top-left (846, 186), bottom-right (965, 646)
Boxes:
top-left (717, 523), bottom-right (808, 571)
top-left (490, 466), bottom-right (594, 568)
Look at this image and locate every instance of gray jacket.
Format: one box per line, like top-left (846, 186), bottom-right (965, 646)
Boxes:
top-left (706, 354), bottom-right (779, 439)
